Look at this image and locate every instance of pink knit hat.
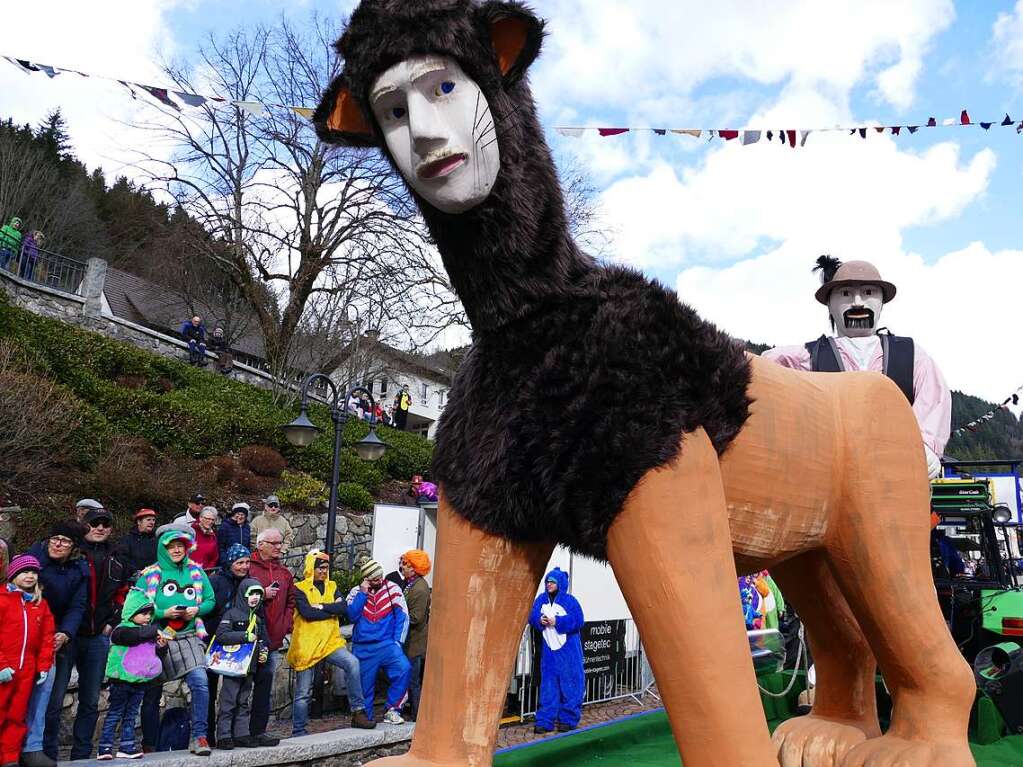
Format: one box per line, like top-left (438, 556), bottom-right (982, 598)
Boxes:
top-left (8, 554), bottom-right (41, 580)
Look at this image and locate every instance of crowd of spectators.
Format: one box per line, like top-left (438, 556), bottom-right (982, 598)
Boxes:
top-left (0, 493), bottom-right (433, 765)
top-left (0, 216), bottom-right (49, 282)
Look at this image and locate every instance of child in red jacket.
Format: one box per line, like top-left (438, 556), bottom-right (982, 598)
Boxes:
top-left (0, 555), bottom-right (55, 767)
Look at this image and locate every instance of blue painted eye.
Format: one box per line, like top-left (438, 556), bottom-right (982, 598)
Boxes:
top-left (436, 81), bottom-right (455, 96)
top-left (390, 107), bottom-right (407, 119)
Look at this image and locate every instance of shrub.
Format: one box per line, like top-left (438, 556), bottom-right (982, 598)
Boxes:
top-left (276, 469), bottom-right (328, 510)
top-left (337, 481), bottom-right (374, 512)
top-left (232, 468), bottom-right (265, 495)
top-left (239, 445), bottom-right (287, 478)
top-left (207, 455), bottom-right (238, 485)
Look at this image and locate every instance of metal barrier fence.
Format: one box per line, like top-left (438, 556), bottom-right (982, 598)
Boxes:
top-left (0, 243), bottom-right (87, 294)
top-left (514, 618), bottom-right (650, 720)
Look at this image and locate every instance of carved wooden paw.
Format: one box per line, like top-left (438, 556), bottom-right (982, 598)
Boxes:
top-left (773, 715), bottom-right (870, 767)
top-left (839, 735), bottom-right (975, 767)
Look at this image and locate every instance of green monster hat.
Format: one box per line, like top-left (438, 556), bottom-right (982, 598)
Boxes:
top-left (122, 587), bottom-right (156, 623)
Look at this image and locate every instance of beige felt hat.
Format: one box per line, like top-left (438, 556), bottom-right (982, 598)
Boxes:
top-left (814, 260), bottom-right (897, 305)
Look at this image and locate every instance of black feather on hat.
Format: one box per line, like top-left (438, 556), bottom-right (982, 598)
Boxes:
top-left (813, 255), bottom-right (842, 286)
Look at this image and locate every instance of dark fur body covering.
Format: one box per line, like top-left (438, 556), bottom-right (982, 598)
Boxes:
top-left (317, 0), bottom-right (752, 560)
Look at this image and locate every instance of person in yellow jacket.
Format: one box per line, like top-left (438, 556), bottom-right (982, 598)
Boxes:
top-left (288, 550), bottom-right (375, 732)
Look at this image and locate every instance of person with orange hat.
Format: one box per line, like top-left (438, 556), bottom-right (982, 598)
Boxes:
top-left (763, 256), bottom-right (951, 478)
top-left (398, 551), bottom-right (432, 721)
top-left (116, 509), bottom-right (159, 579)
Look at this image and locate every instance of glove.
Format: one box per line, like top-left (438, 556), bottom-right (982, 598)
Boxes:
top-left (924, 445), bottom-right (941, 479)
top-left (258, 650), bottom-right (268, 665)
top-left (36, 671), bottom-right (48, 685)
top-left (245, 631), bottom-right (256, 643)
top-left (0, 668), bottom-right (13, 683)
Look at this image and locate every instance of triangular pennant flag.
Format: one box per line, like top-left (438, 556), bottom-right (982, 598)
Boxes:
top-left (927, 117), bottom-right (937, 127)
top-left (1018, 121), bottom-right (1023, 134)
top-left (786, 129), bottom-right (796, 147)
top-left (941, 118), bottom-right (955, 126)
top-left (718, 129), bottom-right (739, 140)
top-left (874, 127), bottom-right (885, 133)
top-left (799, 130), bottom-right (811, 146)
top-left (671, 129), bottom-right (701, 138)
top-left (15, 59), bottom-right (40, 73)
top-left (292, 107), bottom-right (316, 120)
top-left (767, 130), bottom-right (775, 140)
top-left (960, 109), bottom-right (971, 125)
top-left (174, 91), bottom-right (208, 108)
top-left (1002, 114), bottom-right (1013, 126)
top-left (891, 126), bottom-right (901, 136)
top-left (36, 64), bottom-right (59, 78)
top-left (741, 130), bottom-right (761, 145)
top-left (233, 100), bottom-right (267, 117)
top-left (555, 127), bottom-right (585, 138)
top-left (3, 56), bottom-right (31, 75)
top-left (653, 128), bottom-right (666, 136)
top-left (907, 126), bottom-right (919, 133)
top-left (980, 122), bottom-right (992, 130)
top-left (597, 128), bottom-right (628, 137)
top-left (141, 85), bottom-right (181, 111)
top-left (848, 129), bottom-right (856, 136)
top-left (858, 128), bottom-right (867, 139)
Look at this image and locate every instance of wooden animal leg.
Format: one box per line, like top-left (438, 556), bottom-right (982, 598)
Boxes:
top-left (770, 551), bottom-right (881, 767)
top-left (825, 409), bottom-right (976, 767)
top-left (607, 428), bottom-right (778, 767)
top-left (365, 496), bottom-right (553, 767)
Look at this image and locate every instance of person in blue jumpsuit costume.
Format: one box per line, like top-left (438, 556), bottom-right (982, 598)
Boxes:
top-left (529, 567), bottom-right (585, 733)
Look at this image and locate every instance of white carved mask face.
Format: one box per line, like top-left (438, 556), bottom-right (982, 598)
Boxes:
top-left (370, 55), bottom-right (500, 214)
top-left (828, 284), bottom-right (884, 338)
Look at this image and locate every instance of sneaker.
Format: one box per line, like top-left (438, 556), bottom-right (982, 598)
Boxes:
top-left (351, 709), bottom-right (376, 730)
top-left (556, 723), bottom-right (576, 732)
top-left (234, 735), bottom-right (256, 748)
top-left (116, 749), bottom-right (144, 759)
top-left (20, 753), bottom-right (57, 767)
top-left (382, 708), bottom-right (405, 725)
top-left (189, 737), bottom-right (211, 756)
top-left (217, 738), bottom-right (234, 751)
top-left (252, 734), bottom-right (280, 747)
top-left (533, 725), bottom-right (553, 734)
top-left (97, 750), bottom-right (114, 762)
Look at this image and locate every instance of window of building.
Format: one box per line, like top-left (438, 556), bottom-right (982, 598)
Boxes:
top-left (421, 382), bottom-right (428, 400)
top-left (380, 377), bottom-right (388, 396)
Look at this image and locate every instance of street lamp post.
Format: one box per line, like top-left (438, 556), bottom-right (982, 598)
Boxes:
top-left (282, 373), bottom-right (387, 566)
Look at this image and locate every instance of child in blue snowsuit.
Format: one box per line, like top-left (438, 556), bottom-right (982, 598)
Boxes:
top-left (529, 567), bottom-right (585, 733)
top-left (346, 559), bottom-right (411, 725)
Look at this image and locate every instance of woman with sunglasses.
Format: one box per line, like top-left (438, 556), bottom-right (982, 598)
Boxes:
top-left (22, 523), bottom-right (90, 767)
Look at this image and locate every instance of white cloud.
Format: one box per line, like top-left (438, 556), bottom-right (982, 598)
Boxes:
top-left (991, 0), bottom-right (1023, 86)
top-left (533, 0), bottom-right (954, 119)
top-left (0, 1), bottom-right (180, 182)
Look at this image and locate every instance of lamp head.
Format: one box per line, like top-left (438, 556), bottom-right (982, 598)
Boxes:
top-left (282, 409), bottom-right (320, 448)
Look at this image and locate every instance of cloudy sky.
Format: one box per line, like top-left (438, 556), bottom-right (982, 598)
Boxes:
top-left (2, 0), bottom-right (1022, 404)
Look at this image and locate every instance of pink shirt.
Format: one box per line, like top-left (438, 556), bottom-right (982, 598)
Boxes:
top-left (762, 336), bottom-right (951, 458)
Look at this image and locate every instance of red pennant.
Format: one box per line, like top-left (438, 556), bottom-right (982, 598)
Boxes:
top-left (718, 130), bottom-right (739, 140)
top-left (874, 127), bottom-right (885, 133)
top-left (597, 128), bottom-right (629, 137)
top-left (785, 129), bottom-right (796, 147)
top-left (960, 109), bottom-right (970, 125)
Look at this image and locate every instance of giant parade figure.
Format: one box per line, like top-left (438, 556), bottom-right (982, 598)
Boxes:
top-left (311, 2), bottom-right (976, 765)
top-left (764, 256), bottom-right (951, 478)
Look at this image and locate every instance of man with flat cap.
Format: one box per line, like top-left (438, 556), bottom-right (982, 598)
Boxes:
top-left (763, 256), bottom-right (951, 478)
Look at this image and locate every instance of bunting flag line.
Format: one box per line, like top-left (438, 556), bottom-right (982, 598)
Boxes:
top-left (5, 52), bottom-right (1023, 146)
top-left (952, 387), bottom-right (1023, 438)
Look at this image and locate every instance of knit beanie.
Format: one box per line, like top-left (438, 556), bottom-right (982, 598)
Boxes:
top-left (224, 543), bottom-right (251, 565)
top-left (360, 558), bottom-right (384, 580)
top-left (402, 549), bottom-right (432, 577)
top-left (8, 554), bottom-right (41, 580)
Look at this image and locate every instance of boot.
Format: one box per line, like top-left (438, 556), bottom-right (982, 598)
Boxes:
top-left (253, 734), bottom-right (280, 747)
top-left (20, 754), bottom-right (56, 767)
top-left (351, 709), bottom-right (376, 730)
top-left (217, 738), bottom-right (234, 750)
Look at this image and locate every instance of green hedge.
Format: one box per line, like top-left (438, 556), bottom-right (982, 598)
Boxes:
top-left (0, 303), bottom-right (434, 494)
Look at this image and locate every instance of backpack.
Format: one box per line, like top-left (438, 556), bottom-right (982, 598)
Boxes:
top-left (156, 706), bottom-right (190, 752)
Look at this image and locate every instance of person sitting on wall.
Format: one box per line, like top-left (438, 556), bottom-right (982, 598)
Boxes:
top-left (181, 316), bottom-right (208, 367)
top-left (762, 256), bottom-right (951, 478)
top-left (528, 567), bottom-right (585, 735)
top-left (210, 328), bottom-right (234, 376)
top-left (407, 476), bottom-right (438, 506)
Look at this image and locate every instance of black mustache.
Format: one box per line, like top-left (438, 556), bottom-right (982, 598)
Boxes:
top-left (842, 306), bottom-right (875, 330)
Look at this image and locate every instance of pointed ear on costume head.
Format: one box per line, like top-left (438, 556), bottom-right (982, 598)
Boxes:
top-left (313, 72), bottom-right (378, 148)
top-left (479, 1), bottom-right (544, 87)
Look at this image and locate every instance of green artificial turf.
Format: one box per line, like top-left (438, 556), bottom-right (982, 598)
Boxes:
top-left (493, 710), bottom-right (1023, 767)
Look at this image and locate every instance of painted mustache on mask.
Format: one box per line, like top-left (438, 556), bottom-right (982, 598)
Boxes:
top-left (843, 306), bottom-right (875, 330)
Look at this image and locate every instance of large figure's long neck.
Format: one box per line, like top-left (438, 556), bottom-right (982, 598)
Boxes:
top-left (418, 90), bottom-right (596, 334)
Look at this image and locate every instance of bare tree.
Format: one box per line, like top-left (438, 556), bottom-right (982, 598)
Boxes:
top-left (555, 152), bottom-right (615, 259)
top-left (131, 16), bottom-right (463, 394)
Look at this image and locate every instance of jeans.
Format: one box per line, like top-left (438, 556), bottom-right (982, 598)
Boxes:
top-left (407, 655), bottom-right (424, 719)
top-left (248, 650), bottom-right (281, 737)
top-left (293, 649), bottom-right (363, 736)
top-left (45, 633), bottom-right (111, 761)
top-left (140, 680), bottom-right (163, 750)
top-left (23, 662), bottom-right (55, 753)
top-left (188, 340), bottom-right (207, 363)
top-left (98, 681), bottom-right (146, 753)
top-left (184, 667), bottom-right (210, 740)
